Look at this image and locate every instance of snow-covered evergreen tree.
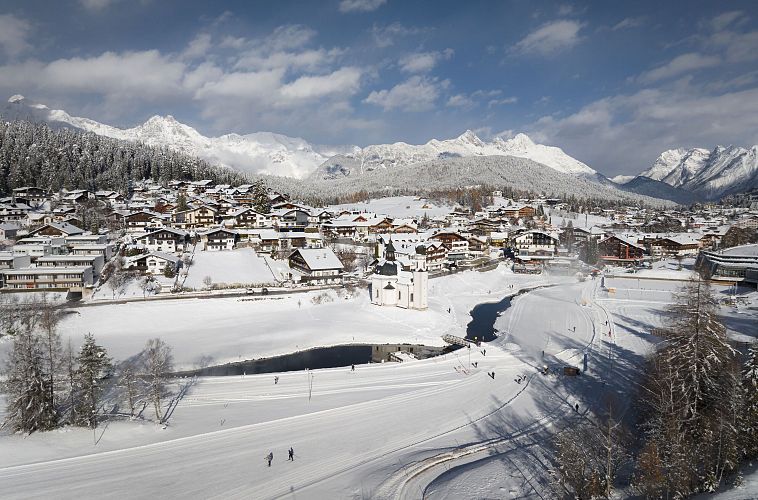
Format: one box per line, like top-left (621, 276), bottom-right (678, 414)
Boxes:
top-left (73, 334), bottom-right (112, 428)
top-left (2, 330), bottom-right (58, 433)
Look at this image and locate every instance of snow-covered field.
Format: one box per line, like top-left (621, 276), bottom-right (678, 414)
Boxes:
top-left (327, 195), bottom-right (452, 219)
top-left (49, 264), bottom-right (560, 371)
top-left (182, 247), bottom-right (280, 289)
top-left (0, 264), bottom-right (756, 499)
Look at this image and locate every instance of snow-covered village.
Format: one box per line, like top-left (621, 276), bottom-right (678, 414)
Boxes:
top-left (1, 1), bottom-right (758, 499)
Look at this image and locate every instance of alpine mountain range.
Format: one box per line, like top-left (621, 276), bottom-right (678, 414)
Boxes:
top-left (4, 94), bottom-right (757, 203)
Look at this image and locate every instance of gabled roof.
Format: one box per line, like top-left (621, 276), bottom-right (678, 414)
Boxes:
top-left (199, 227), bottom-right (237, 236)
top-left (290, 248), bottom-right (343, 271)
top-left (140, 228), bottom-right (188, 239)
top-left (130, 251), bottom-right (180, 264)
top-left (30, 222), bottom-right (84, 236)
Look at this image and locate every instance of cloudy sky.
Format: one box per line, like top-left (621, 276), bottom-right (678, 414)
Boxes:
top-left (1, 0), bottom-right (757, 176)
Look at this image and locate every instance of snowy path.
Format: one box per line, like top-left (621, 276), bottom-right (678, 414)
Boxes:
top-left (0, 349), bottom-right (527, 499)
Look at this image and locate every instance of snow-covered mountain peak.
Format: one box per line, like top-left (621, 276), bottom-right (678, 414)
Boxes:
top-left (4, 94), bottom-right (601, 182)
top-left (610, 175), bottom-right (635, 185)
top-left (1, 95), bottom-right (333, 178)
top-left (501, 132), bottom-right (536, 150)
top-left (455, 129), bottom-right (484, 147)
top-left (312, 129), bottom-right (598, 180)
top-left (637, 143), bottom-right (758, 199)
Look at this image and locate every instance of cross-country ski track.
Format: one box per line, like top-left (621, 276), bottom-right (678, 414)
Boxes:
top-left (0, 279), bottom-right (652, 499)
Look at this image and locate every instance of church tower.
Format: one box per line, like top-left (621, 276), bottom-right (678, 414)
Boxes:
top-left (412, 246), bottom-right (428, 310)
top-left (384, 237), bottom-right (396, 261)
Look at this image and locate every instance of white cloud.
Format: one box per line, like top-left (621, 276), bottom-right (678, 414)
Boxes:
top-left (445, 89), bottom-right (516, 109)
top-left (280, 67), bottom-right (362, 100)
top-left (182, 33), bottom-right (213, 60)
top-left (194, 69), bottom-right (285, 101)
top-left (263, 25), bottom-right (316, 52)
top-left (339, 0), bottom-right (386, 13)
top-left (0, 20), bottom-right (371, 142)
top-left (638, 52), bottom-right (721, 83)
top-left (446, 94), bottom-right (474, 108)
top-left (370, 23), bottom-right (427, 48)
top-left (0, 50), bottom-right (186, 100)
top-left (399, 49), bottom-right (453, 73)
top-left (530, 83), bottom-right (758, 176)
top-left (611, 17), bottom-right (644, 31)
top-left (711, 10), bottom-right (744, 31)
top-left (0, 14), bottom-right (32, 57)
top-left (235, 48), bottom-right (342, 72)
top-left (707, 29), bottom-right (758, 64)
top-left (79, 0), bottom-right (116, 10)
top-left (512, 20), bottom-right (584, 56)
top-left (488, 96), bottom-right (517, 107)
top-left (364, 76), bottom-right (446, 111)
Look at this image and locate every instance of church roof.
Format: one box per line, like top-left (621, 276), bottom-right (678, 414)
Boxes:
top-left (375, 261), bottom-right (398, 276)
top-left (383, 283), bottom-right (395, 290)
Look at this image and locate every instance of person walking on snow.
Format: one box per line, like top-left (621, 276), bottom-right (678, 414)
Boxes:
top-left (266, 452), bottom-right (273, 467)
top-left (288, 447), bottom-right (294, 461)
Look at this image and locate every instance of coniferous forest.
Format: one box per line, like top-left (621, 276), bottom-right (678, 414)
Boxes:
top-left (0, 119), bottom-right (250, 196)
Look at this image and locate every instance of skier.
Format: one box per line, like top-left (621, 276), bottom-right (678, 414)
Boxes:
top-left (266, 452), bottom-right (273, 467)
top-left (448, 307), bottom-right (451, 313)
top-left (274, 376), bottom-right (279, 384)
top-left (574, 403), bottom-right (579, 412)
top-left (351, 364), bottom-right (355, 372)
top-left (573, 326), bottom-right (576, 333)
top-left (288, 447), bottom-right (294, 461)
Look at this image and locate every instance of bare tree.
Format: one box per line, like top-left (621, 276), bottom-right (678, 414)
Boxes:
top-left (336, 248), bottom-right (358, 273)
top-left (139, 276), bottom-right (153, 298)
top-left (636, 276), bottom-right (740, 495)
top-left (38, 296), bottom-right (63, 416)
top-left (142, 338), bottom-right (174, 423)
top-left (202, 275), bottom-right (213, 290)
top-left (554, 401), bottom-right (629, 499)
top-left (117, 361), bottom-right (142, 417)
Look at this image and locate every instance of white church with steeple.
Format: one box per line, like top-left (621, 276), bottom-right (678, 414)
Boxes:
top-left (370, 238), bottom-right (428, 310)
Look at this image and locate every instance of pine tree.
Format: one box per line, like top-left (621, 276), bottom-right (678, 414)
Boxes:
top-left (252, 181), bottom-right (271, 213)
top-left (2, 330), bottom-right (58, 433)
top-left (176, 193), bottom-right (189, 211)
top-left (74, 334), bottom-right (112, 428)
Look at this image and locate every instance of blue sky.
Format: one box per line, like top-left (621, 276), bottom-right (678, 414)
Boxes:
top-left (0, 0), bottom-right (757, 176)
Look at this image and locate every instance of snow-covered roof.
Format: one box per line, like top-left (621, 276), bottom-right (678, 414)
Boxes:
top-left (292, 248), bottom-right (343, 271)
top-left (32, 222), bottom-right (84, 236)
top-left (130, 251), bottom-right (180, 264)
top-left (720, 244), bottom-right (758, 257)
top-left (141, 227), bottom-right (188, 238)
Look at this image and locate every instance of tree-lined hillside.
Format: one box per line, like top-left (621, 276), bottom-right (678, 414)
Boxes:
top-left (0, 119), bottom-right (250, 196)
